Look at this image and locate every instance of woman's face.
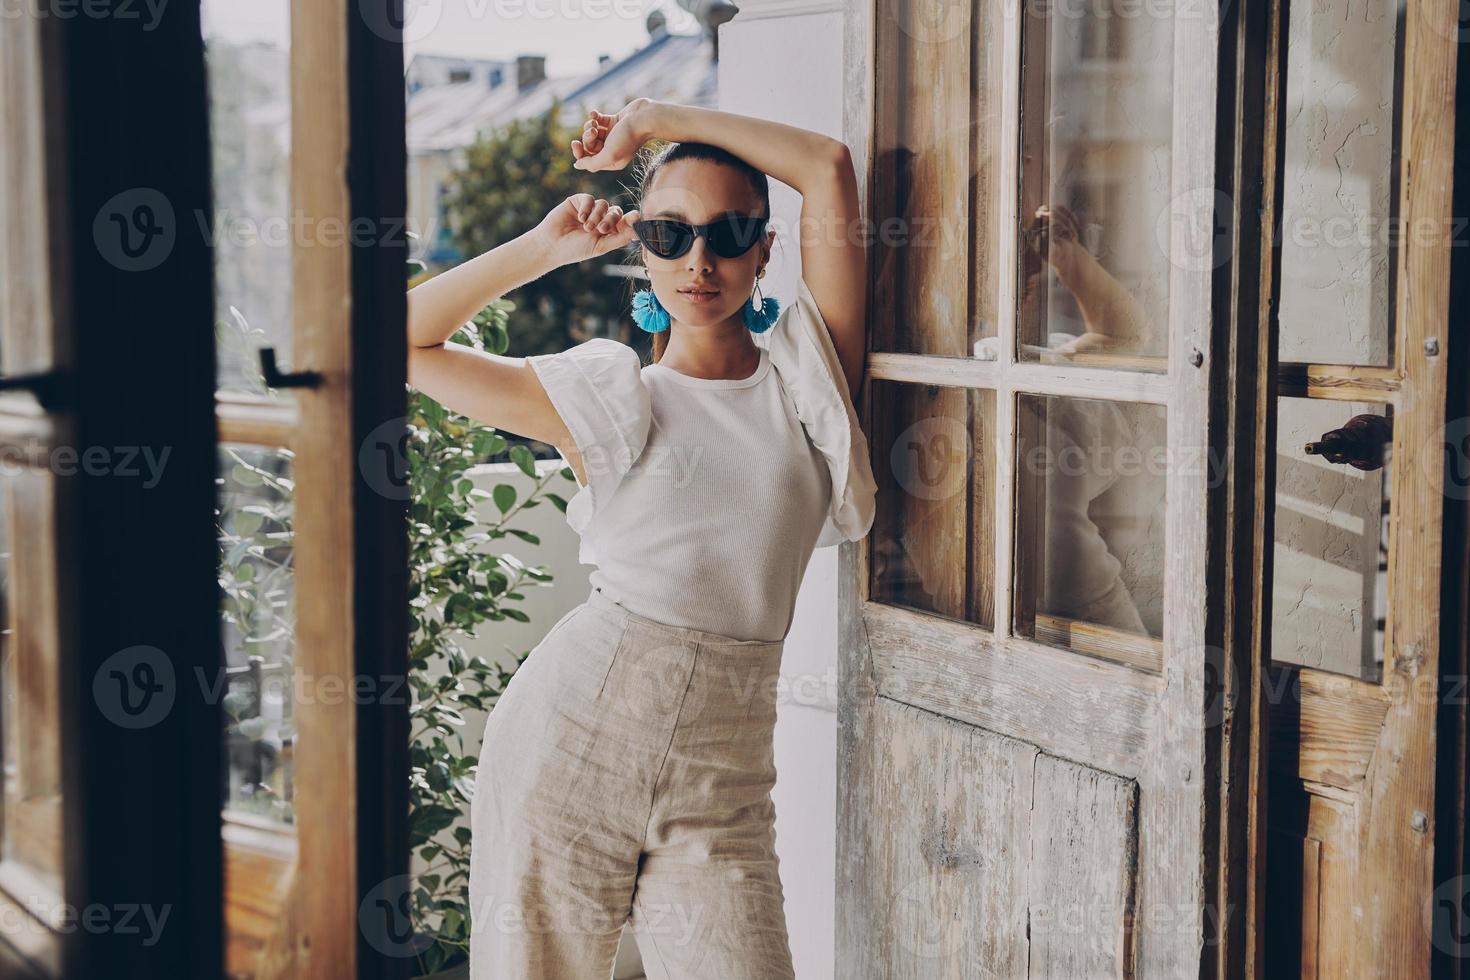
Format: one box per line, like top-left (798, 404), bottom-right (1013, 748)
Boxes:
top-left (639, 158), bottom-right (775, 328)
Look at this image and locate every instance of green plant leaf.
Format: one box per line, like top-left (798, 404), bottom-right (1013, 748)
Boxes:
top-left (509, 444), bottom-right (537, 478)
top-left (492, 483), bottom-right (517, 514)
top-left (231, 463), bottom-right (264, 487)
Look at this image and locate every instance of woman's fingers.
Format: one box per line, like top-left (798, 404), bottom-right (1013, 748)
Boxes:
top-left (571, 115), bottom-right (606, 158)
top-left (570, 109), bottom-right (620, 170)
top-left (579, 116), bottom-right (607, 151)
top-left (591, 208), bottom-right (641, 255)
top-left (563, 196), bottom-right (637, 244)
top-left (582, 199), bottom-right (609, 231)
top-left (595, 205), bottom-right (623, 233)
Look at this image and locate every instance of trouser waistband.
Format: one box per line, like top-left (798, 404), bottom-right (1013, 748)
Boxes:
top-left (586, 587), bottom-right (785, 652)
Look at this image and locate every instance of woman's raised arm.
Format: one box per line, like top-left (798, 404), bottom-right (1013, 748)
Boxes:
top-left (405, 194), bottom-right (640, 482)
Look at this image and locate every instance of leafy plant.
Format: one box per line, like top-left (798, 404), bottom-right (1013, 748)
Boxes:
top-left (404, 297), bottom-right (578, 975)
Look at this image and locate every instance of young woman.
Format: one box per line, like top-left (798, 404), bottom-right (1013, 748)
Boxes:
top-left (406, 97), bottom-right (877, 979)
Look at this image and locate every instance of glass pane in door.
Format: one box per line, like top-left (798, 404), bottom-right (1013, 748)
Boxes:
top-left (203, 0), bottom-right (293, 396)
top-left (1017, 0), bottom-right (1173, 371)
top-left (871, 0), bottom-right (1004, 358)
top-left (1014, 394), bottom-right (1168, 670)
top-left (868, 380), bottom-right (997, 629)
top-left (218, 444), bottom-right (296, 824)
top-left (0, 9), bottom-right (61, 379)
top-left (1270, 399), bottom-right (1390, 681)
top-left (218, 443), bottom-right (297, 978)
top-left (0, 468), bottom-right (64, 904)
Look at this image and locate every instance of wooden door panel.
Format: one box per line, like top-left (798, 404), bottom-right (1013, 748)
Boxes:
top-left (1264, 781), bottom-right (1365, 980)
top-left (1265, 666), bottom-right (1389, 792)
top-left (845, 697), bottom-right (1034, 977)
top-left (845, 696), bottom-right (1139, 977)
top-left (1029, 754), bottom-right (1139, 977)
top-left (863, 602), bottom-right (1158, 778)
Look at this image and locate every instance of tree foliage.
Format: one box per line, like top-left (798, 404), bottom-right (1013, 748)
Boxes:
top-left (442, 101), bottom-right (641, 356)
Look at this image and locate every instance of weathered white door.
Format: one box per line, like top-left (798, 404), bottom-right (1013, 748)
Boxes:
top-left (836, 0), bottom-right (1235, 973)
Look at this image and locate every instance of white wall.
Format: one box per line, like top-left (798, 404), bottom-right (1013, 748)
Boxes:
top-left (719, 7), bottom-right (850, 977)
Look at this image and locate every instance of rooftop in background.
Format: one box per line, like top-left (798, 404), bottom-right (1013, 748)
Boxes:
top-left (406, 25), bottom-right (718, 157)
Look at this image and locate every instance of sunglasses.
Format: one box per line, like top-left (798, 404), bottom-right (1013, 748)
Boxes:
top-left (631, 214), bottom-right (769, 260)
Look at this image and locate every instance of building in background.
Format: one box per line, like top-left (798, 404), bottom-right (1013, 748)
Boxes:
top-left (404, 51), bottom-right (512, 96)
top-left (406, 14), bottom-right (719, 268)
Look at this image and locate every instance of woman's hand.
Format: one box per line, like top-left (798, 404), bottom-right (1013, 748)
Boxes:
top-left (571, 98), bottom-right (658, 172)
top-left (1023, 203), bottom-right (1087, 279)
top-left (532, 194), bottom-right (642, 268)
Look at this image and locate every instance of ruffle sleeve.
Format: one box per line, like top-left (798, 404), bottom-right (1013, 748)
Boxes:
top-left (754, 276), bottom-right (878, 548)
top-left (525, 338), bottom-right (652, 563)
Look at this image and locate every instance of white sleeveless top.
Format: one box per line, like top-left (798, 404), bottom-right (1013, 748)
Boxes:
top-left (526, 276), bottom-right (878, 642)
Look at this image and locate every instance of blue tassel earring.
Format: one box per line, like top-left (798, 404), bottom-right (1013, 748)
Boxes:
top-left (631, 288), bottom-right (671, 334)
top-left (742, 269), bottom-right (781, 334)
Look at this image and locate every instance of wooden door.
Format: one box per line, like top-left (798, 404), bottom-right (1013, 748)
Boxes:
top-left (0, 1), bottom-right (410, 976)
top-left (209, 0), bottom-right (411, 977)
top-left (837, 0), bottom-right (1244, 974)
top-left (1254, 0), bottom-right (1464, 971)
top-left (0, 4), bottom-right (224, 975)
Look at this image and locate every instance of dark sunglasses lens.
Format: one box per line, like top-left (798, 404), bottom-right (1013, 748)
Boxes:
top-left (706, 216), bottom-right (766, 257)
top-left (635, 220), bottom-right (692, 258)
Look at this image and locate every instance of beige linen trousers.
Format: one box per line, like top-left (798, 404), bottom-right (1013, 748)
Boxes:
top-left (468, 586), bottom-right (796, 979)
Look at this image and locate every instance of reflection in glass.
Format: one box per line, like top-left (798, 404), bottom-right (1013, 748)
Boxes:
top-left (203, 2), bottom-right (293, 395)
top-left (1277, 0), bottom-right (1404, 367)
top-left (872, 0), bottom-right (1003, 357)
top-left (0, 468), bottom-right (64, 900)
top-left (218, 444), bottom-right (296, 824)
top-left (1270, 400), bottom-right (1391, 681)
top-left (1017, 0), bottom-right (1172, 370)
top-left (868, 380), bottom-right (996, 628)
top-left (1015, 395), bottom-right (1167, 667)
